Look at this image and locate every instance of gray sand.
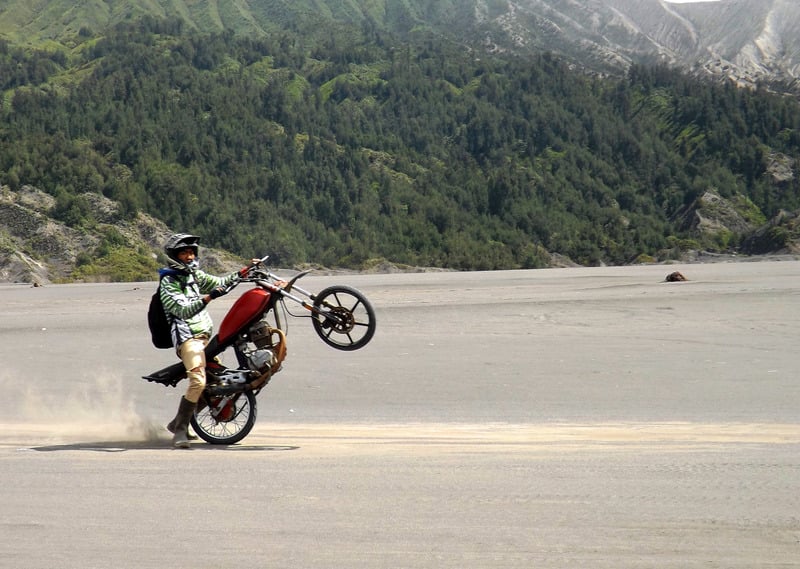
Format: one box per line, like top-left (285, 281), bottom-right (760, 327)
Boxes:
top-left (1, 261), bottom-right (798, 567)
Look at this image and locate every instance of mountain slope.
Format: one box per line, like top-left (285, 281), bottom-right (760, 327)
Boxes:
top-left (2, 4), bottom-right (800, 280)
top-left (2, 20), bottom-right (799, 274)
top-left (0, 0), bottom-right (429, 43)
top-left (481, 0), bottom-right (800, 88)
top-left (3, 0), bottom-right (799, 90)
top-left (0, 0), bottom-right (800, 89)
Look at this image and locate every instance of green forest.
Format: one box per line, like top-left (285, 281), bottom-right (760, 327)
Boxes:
top-left (2, 16), bottom-right (800, 274)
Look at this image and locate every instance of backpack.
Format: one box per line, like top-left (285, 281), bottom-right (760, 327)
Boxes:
top-left (147, 273), bottom-right (184, 349)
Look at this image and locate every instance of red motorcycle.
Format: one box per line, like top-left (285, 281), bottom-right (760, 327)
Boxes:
top-left (143, 256), bottom-right (376, 444)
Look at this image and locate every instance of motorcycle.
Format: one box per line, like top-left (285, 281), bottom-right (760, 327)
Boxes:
top-left (143, 256), bottom-right (376, 445)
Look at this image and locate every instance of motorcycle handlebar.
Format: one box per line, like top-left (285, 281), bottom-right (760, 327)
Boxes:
top-left (237, 256), bottom-right (315, 300)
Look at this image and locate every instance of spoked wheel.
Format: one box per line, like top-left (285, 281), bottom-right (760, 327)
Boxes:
top-left (191, 390), bottom-right (257, 445)
top-left (312, 285), bottom-right (376, 351)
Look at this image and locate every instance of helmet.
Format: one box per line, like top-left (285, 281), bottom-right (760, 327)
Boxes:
top-left (164, 233), bottom-right (200, 271)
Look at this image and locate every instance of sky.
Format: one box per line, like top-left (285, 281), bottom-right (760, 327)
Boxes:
top-left (663, 0), bottom-right (722, 3)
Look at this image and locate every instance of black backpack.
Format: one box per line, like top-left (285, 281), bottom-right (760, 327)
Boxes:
top-left (147, 273), bottom-right (184, 349)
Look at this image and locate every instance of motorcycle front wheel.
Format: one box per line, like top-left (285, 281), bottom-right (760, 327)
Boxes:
top-left (191, 390), bottom-right (257, 445)
top-left (312, 285), bottom-right (376, 351)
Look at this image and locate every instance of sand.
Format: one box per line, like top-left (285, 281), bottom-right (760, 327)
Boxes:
top-left (0, 261), bottom-right (798, 567)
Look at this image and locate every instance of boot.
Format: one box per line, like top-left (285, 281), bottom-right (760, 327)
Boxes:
top-left (168, 397), bottom-right (197, 449)
top-left (167, 416), bottom-right (196, 440)
top-left (167, 398), bottom-right (208, 441)
top-left (166, 418), bottom-right (197, 440)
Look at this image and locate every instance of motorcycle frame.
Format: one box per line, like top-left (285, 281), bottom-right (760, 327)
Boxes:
top-left (142, 264), bottom-right (320, 388)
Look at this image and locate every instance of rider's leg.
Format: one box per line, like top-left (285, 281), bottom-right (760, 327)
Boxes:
top-left (181, 337), bottom-right (208, 403)
top-left (168, 337), bottom-right (208, 448)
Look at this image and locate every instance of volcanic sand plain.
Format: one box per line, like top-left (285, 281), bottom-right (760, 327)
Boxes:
top-left (1, 261), bottom-right (798, 568)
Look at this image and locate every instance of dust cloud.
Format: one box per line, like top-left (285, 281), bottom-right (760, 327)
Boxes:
top-left (3, 369), bottom-right (165, 444)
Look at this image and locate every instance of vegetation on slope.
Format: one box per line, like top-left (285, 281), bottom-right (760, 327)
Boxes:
top-left (1, 17), bottom-right (799, 278)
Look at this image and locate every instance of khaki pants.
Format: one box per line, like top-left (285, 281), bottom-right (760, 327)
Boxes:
top-left (179, 337), bottom-right (209, 403)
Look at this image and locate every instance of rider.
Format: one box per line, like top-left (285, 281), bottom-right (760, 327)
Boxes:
top-left (160, 233), bottom-right (254, 448)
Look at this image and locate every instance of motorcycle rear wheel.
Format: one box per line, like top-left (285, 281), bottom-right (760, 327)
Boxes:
top-left (191, 390), bottom-right (257, 445)
top-left (312, 285), bottom-right (376, 351)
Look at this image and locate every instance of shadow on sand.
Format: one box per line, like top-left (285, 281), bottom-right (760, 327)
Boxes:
top-left (30, 440), bottom-right (300, 452)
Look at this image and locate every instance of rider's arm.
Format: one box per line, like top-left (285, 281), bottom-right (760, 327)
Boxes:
top-left (193, 270), bottom-right (241, 304)
top-left (194, 270), bottom-right (239, 295)
top-left (159, 276), bottom-right (207, 320)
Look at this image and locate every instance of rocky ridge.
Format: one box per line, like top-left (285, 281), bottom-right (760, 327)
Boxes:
top-left (0, 185), bottom-right (244, 284)
top-left (478, 0), bottom-right (800, 92)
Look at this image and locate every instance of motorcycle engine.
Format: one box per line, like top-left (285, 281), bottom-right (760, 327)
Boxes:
top-left (238, 319), bottom-right (277, 375)
top-left (247, 347), bottom-right (273, 373)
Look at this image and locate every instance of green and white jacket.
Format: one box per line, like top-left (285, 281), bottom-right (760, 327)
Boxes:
top-left (158, 267), bottom-right (239, 348)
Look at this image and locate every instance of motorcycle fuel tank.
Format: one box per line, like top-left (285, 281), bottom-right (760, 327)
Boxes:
top-left (218, 288), bottom-right (271, 344)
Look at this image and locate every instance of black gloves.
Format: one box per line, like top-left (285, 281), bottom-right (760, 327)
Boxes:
top-left (209, 286), bottom-right (228, 300)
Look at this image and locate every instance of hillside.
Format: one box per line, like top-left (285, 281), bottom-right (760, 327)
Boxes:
top-left (0, 0), bottom-right (432, 44)
top-left (0, 184), bottom-right (247, 283)
top-left (473, 0), bottom-right (800, 91)
top-left (2, 1), bottom-right (800, 92)
top-left (1, 16), bottom-right (800, 281)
